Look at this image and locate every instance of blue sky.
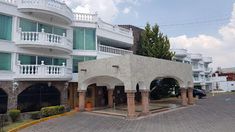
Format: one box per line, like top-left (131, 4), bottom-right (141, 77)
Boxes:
top-left (68, 0), bottom-right (235, 68)
top-left (114, 0), bottom-right (235, 37)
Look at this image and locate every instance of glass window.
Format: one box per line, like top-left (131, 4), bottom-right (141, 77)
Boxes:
top-left (54, 26), bottom-right (66, 36)
top-left (73, 28), bottom-right (84, 49)
top-left (38, 23), bottom-right (52, 33)
top-left (72, 56), bottom-right (96, 73)
top-left (0, 52), bottom-right (11, 70)
top-left (20, 18), bottom-right (37, 32)
top-left (38, 56), bottom-right (52, 65)
top-left (53, 58), bottom-right (66, 66)
top-left (0, 14), bottom-right (12, 40)
top-left (85, 29), bottom-right (96, 50)
top-left (19, 54), bottom-right (36, 65)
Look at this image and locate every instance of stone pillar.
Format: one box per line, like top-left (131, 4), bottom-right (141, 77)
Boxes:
top-left (79, 90), bottom-right (86, 111)
top-left (8, 81), bottom-right (19, 110)
top-left (180, 88), bottom-right (188, 106)
top-left (69, 87), bottom-right (74, 108)
top-left (126, 91), bottom-right (136, 119)
top-left (141, 90), bottom-right (150, 115)
top-left (187, 88), bottom-right (194, 105)
top-left (61, 82), bottom-right (69, 108)
top-left (74, 88), bottom-right (78, 107)
top-left (108, 89), bottom-right (114, 107)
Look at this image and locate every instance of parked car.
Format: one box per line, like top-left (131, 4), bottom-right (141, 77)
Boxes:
top-left (176, 88), bottom-right (206, 99)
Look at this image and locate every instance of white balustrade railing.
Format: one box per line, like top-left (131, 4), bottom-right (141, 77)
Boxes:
top-left (99, 44), bottom-right (133, 55)
top-left (0, 0), bottom-right (16, 4)
top-left (73, 13), bottom-right (97, 22)
top-left (98, 20), bottom-right (133, 36)
top-left (17, 63), bottom-right (71, 78)
top-left (18, 0), bottom-right (73, 21)
top-left (17, 28), bottom-right (72, 51)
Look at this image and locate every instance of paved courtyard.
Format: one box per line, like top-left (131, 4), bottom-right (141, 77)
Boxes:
top-left (20, 94), bottom-right (235, 132)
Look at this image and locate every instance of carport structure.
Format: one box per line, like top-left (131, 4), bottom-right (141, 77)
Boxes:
top-left (78, 54), bottom-right (194, 118)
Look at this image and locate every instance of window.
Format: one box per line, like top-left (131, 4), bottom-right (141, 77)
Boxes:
top-left (20, 18), bottom-right (37, 32)
top-left (19, 18), bottom-right (66, 36)
top-left (0, 52), bottom-right (11, 70)
top-left (53, 58), bottom-right (66, 66)
top-left (73, 56), bottom-right (96, 73)
top-left (19, 54), bottom-right (66, 66)
top-left (19, 55), bottom-right (36, 65)
top-left (38, 23), bottom-right (52, 33)
top-left (73, 28), bottom-right (96, 50)
top-left (0, 14), bottom-right (12, 40)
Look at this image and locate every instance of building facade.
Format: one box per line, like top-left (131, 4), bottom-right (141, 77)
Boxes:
top-left (211, 68), bottom-right (235, 92)
top-left (171, 49), bottom-right (213, 91)
top-left (0, 0), bottom-right (133, 113)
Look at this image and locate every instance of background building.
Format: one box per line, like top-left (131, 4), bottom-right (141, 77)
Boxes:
top-left (172, 49), bottom-right (213, 91)
top-left (212, 68), bottom-right (235, 92)
top-left (0, 0), bottom-right (133, 113)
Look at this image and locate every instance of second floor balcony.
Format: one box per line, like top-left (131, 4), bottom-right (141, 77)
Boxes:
top-left (15, 28), bottom-right (72, 53)
top-left (17, 0), bottom-right (73, 23)
top-left (98, 44), bottom-right (133, 55)
top-left (15, 61), bottom-right (72, 81)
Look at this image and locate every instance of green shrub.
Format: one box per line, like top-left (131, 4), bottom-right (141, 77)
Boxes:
top-left (8, 109), bottom-right (21, 122)
top-left (41, 106), bottom-right (65, 117)
top-left (29, 111), bottom-right (41, 120)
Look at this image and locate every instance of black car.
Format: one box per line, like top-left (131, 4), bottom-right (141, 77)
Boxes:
top-left (176, 88), bottom-right (206, 99)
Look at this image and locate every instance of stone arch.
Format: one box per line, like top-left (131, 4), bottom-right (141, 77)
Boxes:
top-left (17, 83), bottom-right (61, 112)
top-left (79, 75), bottom-right (125, 91)
top-left (148, 75), bottom-right (185, 90)
top-left (0, 88), bottom-right (8, 114)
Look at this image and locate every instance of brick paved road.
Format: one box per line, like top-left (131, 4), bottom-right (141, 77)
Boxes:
top-left (20, 94), bottom-right (235, 132)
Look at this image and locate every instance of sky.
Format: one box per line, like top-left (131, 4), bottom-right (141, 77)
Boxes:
top-left (65, 0), bottom-right (235, 70)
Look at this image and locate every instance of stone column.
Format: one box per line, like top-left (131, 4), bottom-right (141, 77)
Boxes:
top-left (78, 90), bottom-right (86, 111)
top-left (141, 90), bottom-right (150, 115)
top-left (180, 88), bottom-right (188, 106)
top-left (69, 87), bottom-right (74, 108)
top-left (61, 82), bottom-right (69, 108)
top-left (8, 81), bottom-right (19, 110)
top-left (187, 88), bottom-right (194, 105)
top-left (108, 89), bottom-right (114, 107)
top-left (74, 88), bottom-right (78, 107)
top-left (126, 91), bottom-right (136, 119)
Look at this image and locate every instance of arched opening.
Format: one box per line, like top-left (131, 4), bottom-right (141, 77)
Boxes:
top-left (0, 88), bottom-right (8, 114)
top-left (150, 78), bottom-right (180, 100)
top-left (17, 83), bottom-right (60, 112)
top-left (85, 84), bottom-right (108, 108)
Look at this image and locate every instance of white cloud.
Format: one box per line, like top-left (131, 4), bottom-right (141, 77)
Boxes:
top-left (65, 0), bottom-right (140, 22)
top-left (123, 7), bottom-right (131, 14)
top-left (170, 4), bottom-right (235, 69)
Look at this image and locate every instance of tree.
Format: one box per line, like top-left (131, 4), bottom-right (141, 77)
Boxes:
top-left (137, 23), bottom-right (174, 60)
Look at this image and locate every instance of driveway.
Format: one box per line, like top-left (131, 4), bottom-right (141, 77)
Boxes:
top-left (20, 94), bottom-right (235, 132)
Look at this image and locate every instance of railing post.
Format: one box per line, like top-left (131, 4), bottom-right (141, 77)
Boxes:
top-left (62, 62), bottom-right (66, 75)
top-left (17, 60), bottom-right (21, 75)
top-left (40, 61), bottom-right (45, 76)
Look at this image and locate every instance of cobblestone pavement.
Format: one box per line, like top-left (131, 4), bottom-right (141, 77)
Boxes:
top-left (20, 94), bottom-right (235, 132)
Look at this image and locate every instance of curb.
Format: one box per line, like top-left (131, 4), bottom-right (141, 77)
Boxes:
top-left (8, 110), bottom-right (77, 132)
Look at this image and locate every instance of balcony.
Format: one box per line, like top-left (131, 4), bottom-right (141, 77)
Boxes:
top-left (191, 54), bottom-right (202, 60)
top-left (192, 65), bottom-right (204, 72)
top-left (73, 13), bottom-right (98, 23)
top-left (203, 57), bottom-right (212, 63)
top-left (97, 20), bottom-right (133, 45)
top-left (15, 62), bottom-right (72, 81)
top-left (98, 44), bottom-right (133, 55)
top-left (205, 68), bottom-right (212, 73)
top-left (17, 0), bottom-right (73, 23)
top-left (15, 28), bottom-right (72, 53)
top-left (172, 49), bottom-right (187, 57)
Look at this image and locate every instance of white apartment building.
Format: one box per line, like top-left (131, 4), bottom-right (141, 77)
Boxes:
top-left (171, 49), bottom-right (213, 91)
top-left (0, 0), bottom-right (133, 113)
